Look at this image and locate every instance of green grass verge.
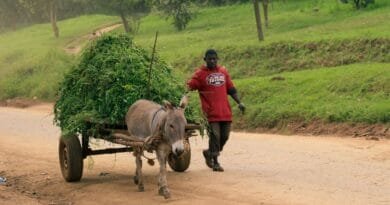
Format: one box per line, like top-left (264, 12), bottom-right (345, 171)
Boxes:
top-left (177, 38), bottom-right (390, 79)
top-left (232, 63), bottom-right (389, 128)
top-left (0, 15), bottom-right (119, 100)
top-left (133, 0), bottom-right (390, 62)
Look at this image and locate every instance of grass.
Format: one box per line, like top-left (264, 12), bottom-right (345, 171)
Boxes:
top-left (176, 38), bottom-right (390, 79)
top-left (0, 15), bottom-right (119, 100)
top-left (132, 0), bottom-right (390, 62)
top-left (232, 63), bottom-right (389, 128)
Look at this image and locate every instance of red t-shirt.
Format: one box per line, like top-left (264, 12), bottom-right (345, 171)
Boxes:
top-left (187, 65), bottom-right (234, 122)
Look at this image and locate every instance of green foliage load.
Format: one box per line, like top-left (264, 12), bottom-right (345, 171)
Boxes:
top-left (54, 34), bottom-right (191, 136)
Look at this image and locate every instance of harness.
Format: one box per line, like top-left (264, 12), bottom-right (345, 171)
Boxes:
top-left (151, 106), bottom-right (165, 131)
top-left (135, 107), bottom-right (165, 165)
top-left (132, 106), bottom-right (179, 166)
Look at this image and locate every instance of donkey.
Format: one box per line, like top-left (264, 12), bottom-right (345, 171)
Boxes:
top-left (125, 95), bottom-right (188, 199)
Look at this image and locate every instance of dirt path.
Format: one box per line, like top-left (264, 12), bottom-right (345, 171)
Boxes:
top-left (64, 23), bottom-right (122, 54)
top-left (0, 104), bottom-right (389, 205)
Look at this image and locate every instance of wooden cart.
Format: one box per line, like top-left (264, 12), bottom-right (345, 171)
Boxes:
top-left (58, 121), bottom-right (201, 182)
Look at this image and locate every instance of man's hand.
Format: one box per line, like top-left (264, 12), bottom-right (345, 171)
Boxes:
top-left (238, 103), bottom-right (246, 114)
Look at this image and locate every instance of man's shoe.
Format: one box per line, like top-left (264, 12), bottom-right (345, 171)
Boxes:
top-left (212, 163), bottom-right (224, 172)
top-left (202, 150), bottom-right (213, 168)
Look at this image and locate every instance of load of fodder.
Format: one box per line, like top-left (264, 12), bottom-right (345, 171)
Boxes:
top-left (54, 34), bottom-right (200, 136)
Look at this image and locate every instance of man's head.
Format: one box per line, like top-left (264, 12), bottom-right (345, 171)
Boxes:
top-left (204, 49), bottom-right (218, 69)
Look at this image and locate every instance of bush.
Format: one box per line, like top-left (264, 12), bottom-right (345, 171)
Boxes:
top-left (54, 34), bottom-right (198, 136)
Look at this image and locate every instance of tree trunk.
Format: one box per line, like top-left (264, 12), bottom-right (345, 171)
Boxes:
top-left (50, 0), bottom-right (59, 38)
top-left (253, 0), bottom-right (264, 41)
top-left (262, 0), bottom-right (269, 28)
top-left (354, 0), bottom-right (361, 9)
top-left (119, 10), bottom-right (131, 33)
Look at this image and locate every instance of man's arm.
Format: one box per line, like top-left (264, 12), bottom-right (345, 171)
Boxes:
top-left (224, 69), bottom-right (245, 114)
top-left (228, 87), bottom-right (240, 104)
top-left (187, 71), bottom-right (201, 91)
top-left (228, 87), bottom-right (245, 113)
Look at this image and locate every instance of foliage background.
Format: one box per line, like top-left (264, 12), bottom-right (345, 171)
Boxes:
top-left (0, 0), bottom-right (388, 131)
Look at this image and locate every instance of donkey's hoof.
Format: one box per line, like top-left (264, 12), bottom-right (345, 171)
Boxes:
top-left (158, 187), bottom-right (171, 199)
top-left (133, 176), bottom-right (139, 185)
top-left (138, 184), bottom-right (145, 192)
top-left (163, 192), bottom-right (171, 199)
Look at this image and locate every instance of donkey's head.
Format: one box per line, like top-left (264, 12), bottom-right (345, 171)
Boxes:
top-left (162, 95), bottom-right (188, 156)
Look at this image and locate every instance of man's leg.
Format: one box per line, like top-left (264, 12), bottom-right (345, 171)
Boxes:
top-left (203, 122), bottom-right (221, 169)
top-left (208, 122), bottom-right (221, 157)
top-left (209, 122), bottom-right (231, 172)
top-left (208, 122), bottom-right (224, 172)
top-left (219, 121), bottom-right (231, 152)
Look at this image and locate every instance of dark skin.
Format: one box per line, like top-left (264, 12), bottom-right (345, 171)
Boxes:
top-left (204, 54), bottom-right (218, 69)
top-left (204, 54), bottom-right (244, 113)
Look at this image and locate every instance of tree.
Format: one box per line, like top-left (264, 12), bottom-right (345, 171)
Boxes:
top-left (0, 0), bottom-right (96, 33)
top-left (262, 0), bottom-right (269, 28)
top-left (0, 0), bottom-right (22, 30)
top-left (50, 0), bottom-right (59, 38)
top-left (95, 0), bottom-right (151, 33)
top-left (0, 0), bottom-right (60, 37)
top-left (339, 0), bottom-right (375, 9)
top-left (153, 0), bottom-right (194, 31)
top-left (253, 0), bottom-right (264, 41)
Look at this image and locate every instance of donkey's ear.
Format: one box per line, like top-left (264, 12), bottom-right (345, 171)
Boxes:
top-left (179, 95), bottom-right (188, 109)
top-left (163, 100), bottom-right (174, 110)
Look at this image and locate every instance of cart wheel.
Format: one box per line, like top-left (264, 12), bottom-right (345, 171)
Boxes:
top-left (59, 135), bottom-right (83, 182)
top-left (168, 139), bottom-right (191, 172)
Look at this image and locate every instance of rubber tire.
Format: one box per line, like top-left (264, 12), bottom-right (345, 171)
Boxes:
top-left (59, 135), bottom-right (83, 182)
top-left (168, 139), bottom-right (191, 172)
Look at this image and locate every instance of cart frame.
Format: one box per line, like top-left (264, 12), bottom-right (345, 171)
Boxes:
top-left (59, 122), bottom-right (201, 182)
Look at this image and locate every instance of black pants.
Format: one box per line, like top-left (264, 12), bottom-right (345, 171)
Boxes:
top-left (207, 121), bottom-right (231, 157)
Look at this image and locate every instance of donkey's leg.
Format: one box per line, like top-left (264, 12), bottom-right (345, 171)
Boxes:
top-left (134, 151), bottom-right (144, 192)
top-left (156, 144), bottom-right (171, 199)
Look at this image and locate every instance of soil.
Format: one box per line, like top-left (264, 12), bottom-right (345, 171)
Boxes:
top-left (0, 104), bottom-right (389, 205)
top-left (236, 120), bottom-right (389, 139)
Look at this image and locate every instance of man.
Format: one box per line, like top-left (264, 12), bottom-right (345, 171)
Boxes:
top-left (187, 49), bottom-right (245, 172)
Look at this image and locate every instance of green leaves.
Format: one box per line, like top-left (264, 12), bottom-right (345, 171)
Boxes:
top-left (153, 0), bottom-right (194, 30)
top-left (54, 34), bottom-right (197, 136)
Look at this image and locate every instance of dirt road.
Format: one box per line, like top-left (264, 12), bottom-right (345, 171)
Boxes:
top-left (64, 23), bottom-right (122, 54)
top-left (0, 104), bottom-right (389, 205)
